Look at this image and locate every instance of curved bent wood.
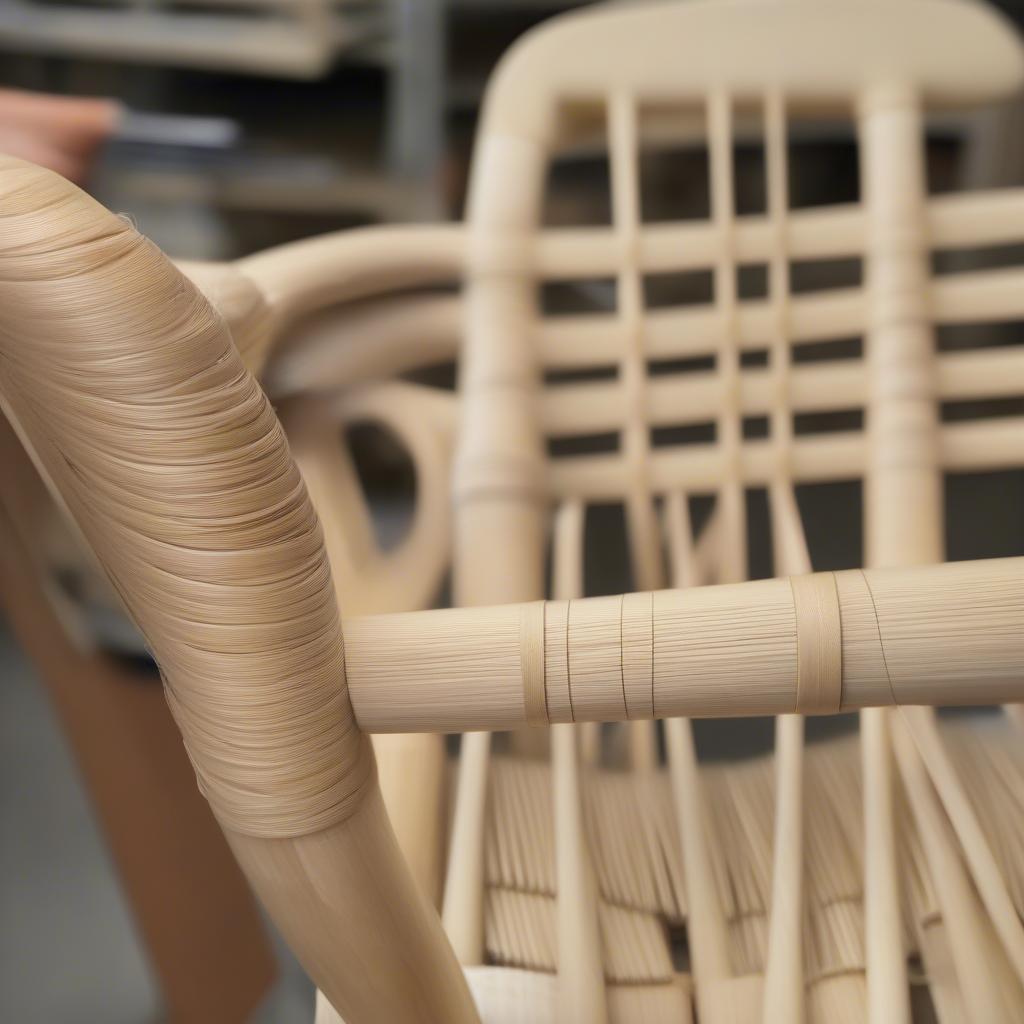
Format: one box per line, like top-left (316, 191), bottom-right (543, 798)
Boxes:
top-left (178, 228), bottom-right (464, 378)
top-left (284, 382), bottom-right (455, 906)
top-left (236, 224), bottom-right (465, 336)
top-left (485, 0), bottom-right (1023, 143)
top-left (0, 156), bottom-right (478, 1024)
top-left (265, 292), bottom-right (461, 398)
top-left (285, 382), bottom-right (455, 619)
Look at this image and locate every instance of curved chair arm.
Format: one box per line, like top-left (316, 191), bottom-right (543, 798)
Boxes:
top-left (177, 225), bottom-right (464, 381)
top-left (176, 258), bottom-right (276, 372)
top-left (285, 381), bottom-right (457, 918)
top-left (0, 156), bottom-right (478, 1024)
top-left (345, 556), bottom-right (1024, 733)
top-left (238, 223), bottom-right (464, 329)
top-left (266, 291), bottom-right (461, 397)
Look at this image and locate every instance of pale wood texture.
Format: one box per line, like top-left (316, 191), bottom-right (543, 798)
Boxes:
top-left (444, 125), bottom-right (550, 976)
top-left (284, 383), bottom-right (454, 620)
top-left (443, 2), bottom-right (1024, 1021)
top-left (551, 724), bottom-right (608, 1023)
top-left (228, 788), bottom-right (477, 1023)
top-left (7, 1), bottom-right (1024, 1021)
top-left (462, 968), bottom-right (693, 1024)
top-left (3, 178), bottom-right (463, 1024)
top-left (256, 241), bottom-right (459, 926)
top-left (858, 83), bottom-right (929, 1023)
top-left (859, 62), bottom-right (1024, 1019)
top-left (4, 218), bottom-right (460, 1024)
top-left (345, 557), bottom-right (1024, 732)
top-left (303, 382), bottom-right (452, 903)
top-left (0, 155), bottom-right (478, 1024)
top-left (551, 500), bottom-right (608, 1023)
top-left (443, 729), bottom-right (492, 965)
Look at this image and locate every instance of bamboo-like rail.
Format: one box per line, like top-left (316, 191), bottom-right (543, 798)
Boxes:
top-left (347, 557), bottom-right (1024, 733)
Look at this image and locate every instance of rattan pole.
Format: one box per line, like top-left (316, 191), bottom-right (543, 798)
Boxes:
top-left (443, 129), bottom-right (549, 964)
top-left (860, 79), bottom-right (1024, 1016)
top-left (346, 556), bottom-right (1024, 733)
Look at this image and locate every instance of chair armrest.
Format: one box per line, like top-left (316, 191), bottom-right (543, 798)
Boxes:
top-left (178, 224), bottom-right (464, 378)
top-left (345, 557), bottom-right (1024, 733)
top-left (238, 223), bottom-right (464, 331)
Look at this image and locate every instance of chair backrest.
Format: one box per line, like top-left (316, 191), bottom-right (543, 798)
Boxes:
top-left (455, 0), bottom-right (1024, 602)
top-left (0, 155), bottom-right (479, 1024)
top-left (449, 0), bottom-right (1024, 1018)
top-left (5, 3), bottom-right (1024, 1019)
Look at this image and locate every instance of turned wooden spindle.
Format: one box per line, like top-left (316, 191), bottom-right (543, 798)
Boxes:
top-left (861, 79), bottom-right (1024, 1009)
top-left (550, 500), bottom-right (609, 1024)
top-left (443, 126), bottom-right (549, 965)
top-left (858, 80), bottom-right (932, 1024)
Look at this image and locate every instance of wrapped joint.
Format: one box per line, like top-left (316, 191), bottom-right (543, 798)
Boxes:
top-left (520, 601), bottom-right (548, 725)
top-left (453, 453), bottom-right (548, 504)
top-left (790, 571), bottom-right (843, 714)
top-left (622, 591), bottom-right (655, 720)
top-left (516, 574), bottom-right (839, 722)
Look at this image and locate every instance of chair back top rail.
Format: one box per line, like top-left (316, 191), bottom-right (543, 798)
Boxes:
top-left (482, 0), bottom-right (1023, 143)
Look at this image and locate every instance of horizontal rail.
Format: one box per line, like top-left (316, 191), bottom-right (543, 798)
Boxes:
top-left (346, 557), bottom-right (1024, 733)
top-left (541, 347), bottom-right (1024, 437)
top-left (229, 187), bottom-right (1024, 344)
top-left (544, 416), bottom-right (1024, 497)
top-left (239, 225), bottom-right (465, 329)
top-left (538, 265), bottom-right (1024, 369)
top-left (531, 188), bottom-right (1024, 281)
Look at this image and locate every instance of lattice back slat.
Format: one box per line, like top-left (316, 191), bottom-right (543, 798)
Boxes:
top-left (607, 93), bottom-right (664, 770)
top-left (534, 185), bottom-right (1024, 502)
top-left (450, 3), bottom-right (1024, 1020)
top-left (608, 92), bottom-right (664, 595)
top-left (762, 91), bottom-right (813, 1015)
top-left (765, 93), bottom-right (795, 485)
top-left (707, 93), bottom-right (748, 585)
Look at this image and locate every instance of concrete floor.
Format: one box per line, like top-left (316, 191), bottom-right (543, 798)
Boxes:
top-left (0, 622), bottom-right (315, 1024)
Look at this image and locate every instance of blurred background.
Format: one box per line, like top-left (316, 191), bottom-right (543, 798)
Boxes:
top-left (3, 1), bottom-right (1024, 1021)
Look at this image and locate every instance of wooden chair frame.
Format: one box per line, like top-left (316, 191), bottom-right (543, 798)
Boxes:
top-left (439, 2), bottom-right (1024, 1020)
top-left (0, 209), bottom-right (464, 1019)
top-left (4, 2), bottom-right (1024, 1022)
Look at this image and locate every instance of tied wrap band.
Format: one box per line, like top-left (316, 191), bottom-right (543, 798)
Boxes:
top-left (789, 571), bottom-right (843, 715)
top-left (521, 601), bottom-right (548, 726)
top-left (519, 571), bottom-right (847, 722)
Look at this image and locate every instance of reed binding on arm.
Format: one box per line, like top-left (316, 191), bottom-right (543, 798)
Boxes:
top-left (0, 154), bottom-right (479, 1024)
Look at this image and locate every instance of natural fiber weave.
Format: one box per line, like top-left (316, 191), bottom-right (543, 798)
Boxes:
top-left (0, 155), bottom-right (372, 838)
